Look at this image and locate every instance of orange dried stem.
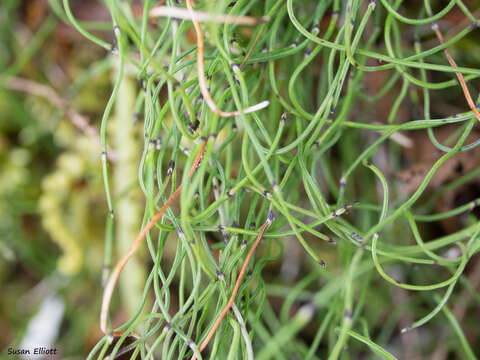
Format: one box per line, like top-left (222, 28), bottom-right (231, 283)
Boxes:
top-left (185, 0), bottom-right (269, 117)
top-left (239, 23), bottom-right (266, 70)
top-left (100, 139), bottom-right (208, 334)
top-left (191, 213), bottom-right (273, 360)
top-left (432, 24), bottom-right (480, 122)
top-left (149, 6), bottom-right (268, 25)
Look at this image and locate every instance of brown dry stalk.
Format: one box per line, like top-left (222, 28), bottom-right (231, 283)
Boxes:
top-left (185, 0), bottom-right (269, 117)
top-left (239, 23), bottom-right (267, 70)
top-left (432, 23), bottom-right (480, 122)
top-left (191, 210), bottom-right (273, 360)
top-left (149, 6), bottom-right (268, 25)
top-left (4, 76), bottom-right (116, 160)
top-left (100, 138), bottom-right (208, 334)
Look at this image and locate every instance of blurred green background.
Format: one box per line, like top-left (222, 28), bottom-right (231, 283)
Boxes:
top-left (1, 1), bottom-right (117, 357)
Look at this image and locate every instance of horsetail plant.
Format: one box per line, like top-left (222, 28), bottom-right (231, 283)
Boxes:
top-left (43, 0), bottom-right (480, 358)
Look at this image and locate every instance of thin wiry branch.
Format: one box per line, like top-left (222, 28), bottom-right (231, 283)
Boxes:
top-left (432, 23), bottom-right (480, 122)
top-left (150, 6), bottom-right (269, 25)
top-left (185, 0), bottom-right (270, 117)
top-left (191, 211), bottom-right (273, 360)
top-left (100, 138), bottom-right (208, 334)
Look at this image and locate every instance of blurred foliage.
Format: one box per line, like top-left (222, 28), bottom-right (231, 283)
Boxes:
top-left (0, 0), bottom-right (111, 355)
